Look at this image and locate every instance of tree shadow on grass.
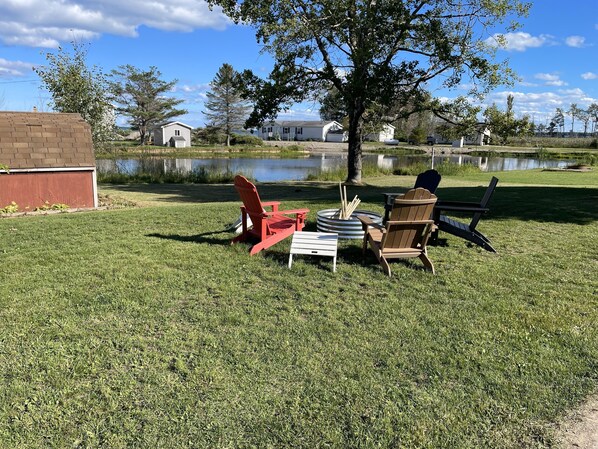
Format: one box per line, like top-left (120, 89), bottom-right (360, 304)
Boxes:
top-left (434, 185), bottom-right (598, 225)
top-left (110, 181), bottom-right (598, 225)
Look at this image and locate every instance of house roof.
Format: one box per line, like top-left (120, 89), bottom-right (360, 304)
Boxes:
top-left (154, 121), bottom-right (193, 130)
top-left (0, 111), bottom-right (95, 170)
top-left (269, 120), bottom-right (341, 128)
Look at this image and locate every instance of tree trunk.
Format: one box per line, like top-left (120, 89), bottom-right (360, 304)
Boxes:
top-left (346, 103), bottom-right (365, 184)
top-left (226, 134), bottom-right (231, 147)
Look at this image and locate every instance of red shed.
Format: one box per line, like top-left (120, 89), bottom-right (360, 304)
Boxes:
top-left (0, 111), bottom-right (97, 210)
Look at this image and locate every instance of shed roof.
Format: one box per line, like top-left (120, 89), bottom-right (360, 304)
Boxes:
top-left (0, 111), bottom-right (95, 170)
top-left (154, 121), bottom-right (193, 130)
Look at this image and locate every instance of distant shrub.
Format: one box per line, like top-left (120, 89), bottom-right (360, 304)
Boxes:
top-left (231, 134), bottom-right (264, 146)
top-left (408, 127), bottom-right (426, 145)
top-left (507, 136), bottom-right (596, 149)
top-left (394, 161), bottom-right (481, 176)
top-left (98, 167), bottom-right (253, 184)
top-left (306, 161), bottom-right (393, 181)
top-left (282, 144), bottom-right (302, 152)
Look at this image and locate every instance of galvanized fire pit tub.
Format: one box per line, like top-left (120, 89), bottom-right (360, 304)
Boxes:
top-left (316, 209), bottom-right (383, 239)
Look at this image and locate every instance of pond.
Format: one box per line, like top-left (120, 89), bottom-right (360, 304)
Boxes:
top-left (96, 153), bottom-right (575, 182)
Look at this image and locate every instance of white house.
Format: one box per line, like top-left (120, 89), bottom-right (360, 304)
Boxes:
top-left (364, 124), bottom-right (395, 142)
top-left (257, 121), bottom-right (344, 142)
top-left (430, 123), bottom-right (491, 147)
top-left (153, 121), bottom-right (193, 148)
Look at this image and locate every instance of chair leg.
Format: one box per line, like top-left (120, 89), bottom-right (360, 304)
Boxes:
top-left (419, 252), bottom-right (435, 274)
top-left (361, 236), bottom-right (369, 263)
top-left (379, 256), bottom-right (392, 277)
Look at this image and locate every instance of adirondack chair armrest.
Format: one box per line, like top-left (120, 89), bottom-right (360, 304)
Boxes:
top-left (261, 201), bottom-right (281, 211)
top-left (382, 192), bottom-right (402, 204)
top-left (263, 208), bottom-right (309, 217)
top-left (435, 201), bottom-right (489, 214)
top-left (386, 219), bottom-right (436, 226)
top-left (356, 215), bottom-right (385, 232)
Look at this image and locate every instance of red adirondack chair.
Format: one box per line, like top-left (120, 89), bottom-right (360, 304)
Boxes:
top-left (232, 175), bottom-right (309, 255)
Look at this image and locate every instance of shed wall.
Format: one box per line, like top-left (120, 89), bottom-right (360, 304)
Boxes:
top-left (0, 171), bottom-right (95, 209)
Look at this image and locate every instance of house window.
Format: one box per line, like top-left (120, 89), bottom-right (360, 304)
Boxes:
top-left (283, 127), bottom-right (290, 134)
top-left (296, 127), bottom-right (303, 135)
top-left (267, 127), bottom-right (273, 133)
top-left (175, 129), bottom-right (181, 136)
top-left (262, 127), bottom-right (267, 133)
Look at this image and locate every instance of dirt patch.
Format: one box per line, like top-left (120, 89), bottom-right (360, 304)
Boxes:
top-left (556, 394), bottom-right (598, 448)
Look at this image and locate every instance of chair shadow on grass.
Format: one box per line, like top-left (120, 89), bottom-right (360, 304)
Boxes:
top-left (147, 230), bottom-right (232, 246)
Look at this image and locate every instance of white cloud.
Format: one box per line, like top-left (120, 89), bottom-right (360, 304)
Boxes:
top-left (0, 0), bottom-right (229, 48)
top-left (482, 88), bottom-right (597, 123)
top-left (484, 32), bottom-right (551, 52)
top-left (581, 72), bottom-right (598, 80)
top-left (534, 73), bottom-right (568, 87)
top-left (179, 83), bottom-right (211, 93)
top-left (0, 57), bottom-right (34, 77)
top-left (565, 35), bottom-right (586, 48)
top-left (277, 107), bottom-right (320, 121)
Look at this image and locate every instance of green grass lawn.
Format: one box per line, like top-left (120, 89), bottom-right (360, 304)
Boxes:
top-left (1, 170), bottom-right (597, 448)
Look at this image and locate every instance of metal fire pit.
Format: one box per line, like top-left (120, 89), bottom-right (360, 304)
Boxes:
top-left (316, 209), bottom-right (383, 239)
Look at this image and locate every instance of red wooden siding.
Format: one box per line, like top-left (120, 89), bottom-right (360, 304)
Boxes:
top-left (0, 171), bottom-right (95, 209)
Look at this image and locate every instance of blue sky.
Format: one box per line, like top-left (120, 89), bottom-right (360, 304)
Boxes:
top-left (0, 0), bottom-right (596, 130)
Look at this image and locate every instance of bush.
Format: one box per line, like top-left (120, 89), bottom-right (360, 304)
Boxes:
top-left (230, 134), bottom-right (264, 146)
top-left (507, 136), bottom-right (597, 149)
top-left (408, 127), bottom-right (426, 145)
top-left (394, 161), bottom-right (481, 176)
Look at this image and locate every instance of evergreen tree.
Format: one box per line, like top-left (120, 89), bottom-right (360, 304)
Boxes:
top-left (204, 64), bottom-right (251, 147)
top-left (108, 65), bottom-right (187, 145)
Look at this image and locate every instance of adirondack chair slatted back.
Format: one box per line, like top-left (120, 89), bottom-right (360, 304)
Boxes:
top-left (383, 188), bottom-right (437, 250)
top-left (469, 176), bottom-right (499, 230)
top-left (413, 169), bottom-right (441, 194)
top-left (234, 175), bottom-right (268, 235)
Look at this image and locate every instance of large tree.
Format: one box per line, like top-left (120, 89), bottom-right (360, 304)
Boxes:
top-left (34, 41), bottom-right (113, 150)
top-left (204, 63), bottom-right (251, 146)
top-left (108, 65), bottom-right (187, 145)
top-left (210, 0), bottom-right (530, 183)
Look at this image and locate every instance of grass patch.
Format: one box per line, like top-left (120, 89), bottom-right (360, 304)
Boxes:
top-left (0, 172), bottom-right (597, 448)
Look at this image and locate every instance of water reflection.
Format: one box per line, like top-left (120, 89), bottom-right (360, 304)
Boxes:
top-left (96, 153), bottom-right (574, 182)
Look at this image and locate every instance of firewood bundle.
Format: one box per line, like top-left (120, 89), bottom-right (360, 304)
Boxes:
top-left (336, 183), bottom-right (361, 219)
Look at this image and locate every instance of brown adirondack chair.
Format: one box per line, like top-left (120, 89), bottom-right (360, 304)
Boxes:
top-left (232, 175), bottom-right (309, 255)
top-left (431, 176), bottom-right (498, 252)
top-left (383, 169), bottom-right (441, 223)
top-left (358, 188), bottom-right (438, 276)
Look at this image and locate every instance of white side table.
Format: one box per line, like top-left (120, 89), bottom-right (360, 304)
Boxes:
top-left (288, 231), bottom-right (339, 272)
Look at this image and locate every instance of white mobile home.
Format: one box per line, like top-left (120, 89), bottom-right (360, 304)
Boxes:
top-left (258, 121), bottom-right (343, 142)
top-left (364, 124), bottom-right (395, 142)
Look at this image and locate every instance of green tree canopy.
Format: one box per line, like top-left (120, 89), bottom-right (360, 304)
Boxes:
top-left (108, 65), bottom-right (187, 145)
top-left (483, 94), bottom-right (533, 144)
top-left (34, 41), bottom-right (114, 150)
top-left (210, 0), bottom-right (530, 182)
top-left (204, 63), bottom-right (251, 147)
